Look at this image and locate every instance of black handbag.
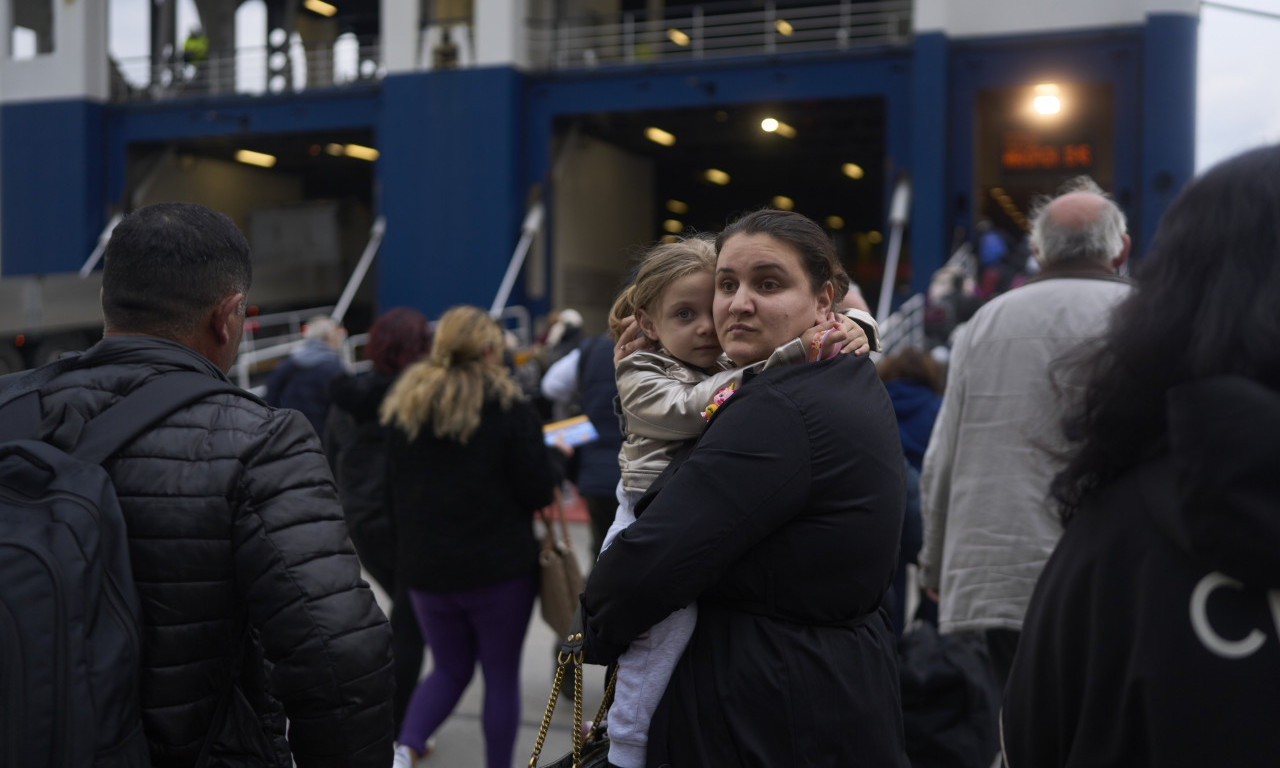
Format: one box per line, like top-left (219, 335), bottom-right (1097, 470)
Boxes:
top-left (529, 610), bottom-right (617, 768)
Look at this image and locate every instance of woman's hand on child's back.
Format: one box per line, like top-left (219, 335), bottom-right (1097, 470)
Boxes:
top-left (613, 316), bottom-right (657, 366)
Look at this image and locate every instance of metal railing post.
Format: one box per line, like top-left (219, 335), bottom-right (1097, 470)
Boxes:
top-left (693, 7), bottom-right (704, 59)
top-left (624, 13), bottom-right (635, 61)
top-left (332, 216), bottom-right (385, 326)
top-left (877, 177), bottom-right (913, 324)
top-left (81, 214), bottom-right (123, 277)
top-left (490, 203), bottom-right (545, 317)
top-left (765, 2), bottom-right (776, 54)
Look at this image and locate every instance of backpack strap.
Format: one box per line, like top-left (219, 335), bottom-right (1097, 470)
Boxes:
top-left (0, 354), bottom-right (81, 403)
top-left (0, 356), bottom-right (87, 443)
top-left (0, 391), bottom-right (43, 443)
top-left (74, 371), bottom-right (259, 465)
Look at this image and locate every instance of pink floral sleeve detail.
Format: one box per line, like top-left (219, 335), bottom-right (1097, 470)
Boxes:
top-left (702, 382), bottom-right (737, 421)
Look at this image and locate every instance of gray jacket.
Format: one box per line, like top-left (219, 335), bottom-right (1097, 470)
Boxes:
top-left (919, 274), bottom-right (1132, 634)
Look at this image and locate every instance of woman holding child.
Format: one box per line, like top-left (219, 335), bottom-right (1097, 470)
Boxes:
top-left (582, 209), bottom-right (909, 767)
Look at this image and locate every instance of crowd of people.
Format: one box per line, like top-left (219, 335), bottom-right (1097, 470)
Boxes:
top-left (2, 142), bottom-right (1278, 768)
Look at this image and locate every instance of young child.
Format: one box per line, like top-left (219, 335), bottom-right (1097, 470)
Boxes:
top-left (597, 234), bottom-right (873, 768)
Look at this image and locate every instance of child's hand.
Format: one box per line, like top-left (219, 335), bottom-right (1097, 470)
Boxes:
top-left (800, 314), bottom-right (870, 360)
top-left (801, 319), bottom-right (842, 361)
top-left (613, 315), bottom-right (655, 365)
top-left (833, 312), bottom-right (871, 356)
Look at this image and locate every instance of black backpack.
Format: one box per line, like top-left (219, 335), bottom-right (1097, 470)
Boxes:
top-left (0, 367), bottom-right (251, 768)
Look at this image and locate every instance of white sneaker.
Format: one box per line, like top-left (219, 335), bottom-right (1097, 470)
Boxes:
top-left (392, 744), bottom-right (415, 768)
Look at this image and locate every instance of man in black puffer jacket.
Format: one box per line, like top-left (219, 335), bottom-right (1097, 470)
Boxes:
top-left (26, 203), bottom-right (394, 767)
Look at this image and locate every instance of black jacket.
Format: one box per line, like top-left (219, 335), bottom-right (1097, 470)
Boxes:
top-left (33, 337), bottom-right (394, 768)
top-left (264, 340), bottom-right (344, 438)
top-left (324, 369), bottom-right (397, 591)
top-left (582, 353), bottom-right (909, 768)
top-left (386, 395), bottom-right (557, 593)
top-left (1002, 376), bottom-right (1280, 767)
top-left (576, 334), bottom-right (624, 497)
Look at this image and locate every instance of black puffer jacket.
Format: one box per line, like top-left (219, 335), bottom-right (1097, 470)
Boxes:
top-left (34, 337), bottom-right (394, 768)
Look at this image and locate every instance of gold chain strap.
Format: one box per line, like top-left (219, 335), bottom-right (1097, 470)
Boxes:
top-left (592, 666), bottom-right (618, 728)
top-left (527, 634), bottom-right (620, 768)
top-left (528, 636), bottom-right (582, 768)
top-left (571, 647), bottom-right (584, 766)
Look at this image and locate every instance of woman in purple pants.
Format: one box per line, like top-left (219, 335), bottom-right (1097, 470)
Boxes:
top-left (380, 305), bottom-right (559, 768)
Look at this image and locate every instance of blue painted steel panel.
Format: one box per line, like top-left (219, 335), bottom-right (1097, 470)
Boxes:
top-left (377, 68), bottom-right (527, 318)
top-left (909, 33), bottom-right (948, 298)
top-left (1, 101), bottom-right (106, 277)
top-left (108, 87), bottom-right (381, 142)
top-left (1141, 14), bottom-right (1197, 252)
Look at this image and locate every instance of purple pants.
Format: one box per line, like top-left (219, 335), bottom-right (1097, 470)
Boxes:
top-left (398, 573), bottom-right (537, 768)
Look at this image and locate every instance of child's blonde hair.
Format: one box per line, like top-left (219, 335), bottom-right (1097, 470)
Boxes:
top-left (608, 235), bottom-right (717, 342)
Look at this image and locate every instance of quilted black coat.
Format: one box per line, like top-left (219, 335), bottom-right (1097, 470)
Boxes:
top-left (34, 337), bottom-right (394, 768)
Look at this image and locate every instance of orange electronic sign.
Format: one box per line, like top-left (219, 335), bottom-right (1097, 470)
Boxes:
top-left (1001, 131), bottom-right (1094, 172)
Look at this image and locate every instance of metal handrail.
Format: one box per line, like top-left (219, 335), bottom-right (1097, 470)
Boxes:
top-left (110, 42), bottom-right (383, 102)
top-left (81, 214), bottom-right (123, 277)
top-left (527, 0), bottom-right (911, 70)
top-left (877, 292), bottom-right (926, 356)
top-left (229, 304), bottom-right (334, 390)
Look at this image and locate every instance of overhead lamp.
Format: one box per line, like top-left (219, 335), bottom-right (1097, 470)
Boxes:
top-left (343, 143), bottom-right (379, 161)
top-left (645, 126), bottom-right (676, 147)
top-left (842, 162), bottom-right (864, 180)
top-left (1032, 83), bottom-right (1061, 115)
top-left (775, 19), bottom-right (794, 36)
top-left (325, 143), bottom-right (345, 156)
top-left (868, 230), bottom-right (883, 244)
top-left (668, 28), bottom-right (690, 46)
top-left (235, 149), bottom-right (276, 168)
top-left (771, 195), bottom-right (794, 211)
top-left (666, 199), bottom-right (689, 214)
top-left (825, 216), bottom-right (845, 230)
top-left (760, 117), bottom-right (796, 138)
top-left (663, 219), bottom-right (684, 234)
top-left (304, 0), bottom-right (338, 17)
top-left (703, 168), bottom-right (730, 186)
top-left (661, 234), bottom-right (679, 244)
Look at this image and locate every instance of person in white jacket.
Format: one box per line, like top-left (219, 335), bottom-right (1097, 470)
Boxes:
top-left (919, 177), bottom-right (1133, 706)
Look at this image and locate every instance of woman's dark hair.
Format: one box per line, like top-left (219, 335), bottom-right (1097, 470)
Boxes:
top-left (365, 307), bottom-right (433, 374)
top-left (102, 202), bottom-right (252, 337)
top-left (715, 209), bottom-right (839, 293)
top-left (1051, 144), bottom-right (1280, 521)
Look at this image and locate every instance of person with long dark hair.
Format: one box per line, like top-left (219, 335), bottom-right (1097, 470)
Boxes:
top-left (1002, 144), bottom-right (1280, 765)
